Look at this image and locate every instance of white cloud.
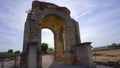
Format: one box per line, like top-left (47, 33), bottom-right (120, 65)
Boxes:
top-left (0, 0), bottom-right (120, 51)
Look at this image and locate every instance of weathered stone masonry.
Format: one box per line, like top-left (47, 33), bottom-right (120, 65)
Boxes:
top-left (21, 1), bottom-right (96, 68)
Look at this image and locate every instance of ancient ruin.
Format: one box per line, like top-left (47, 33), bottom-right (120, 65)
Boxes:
top-left (21, 1), bottom-right (95, 68)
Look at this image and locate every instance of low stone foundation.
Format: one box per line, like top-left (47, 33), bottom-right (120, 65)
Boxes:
top-left (75, 42), bottom-right (96, 68)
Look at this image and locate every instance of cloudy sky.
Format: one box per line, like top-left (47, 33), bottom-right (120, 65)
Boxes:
top-left (0, 0), bottom-right (120, 52)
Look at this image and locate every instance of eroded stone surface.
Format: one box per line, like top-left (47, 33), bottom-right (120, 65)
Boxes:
top-left (21, 1), bottom-right (95, 68)
top-left (28, 45), bottom-right (37, 68)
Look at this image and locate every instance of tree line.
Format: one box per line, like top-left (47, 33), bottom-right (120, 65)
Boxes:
top-left (0, 43), bottom-right (53, 60)
top-left (41, 43), bottom-right (54, 54)
top-left (0, 43), bottom-right (53, 55)
top-left (93, 43), bottom-right (120, 50)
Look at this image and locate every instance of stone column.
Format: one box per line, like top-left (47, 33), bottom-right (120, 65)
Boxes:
top-left (75, 42), bottom-right (96, 68)
top-left (27, 42), bottom-right (42, 68)
top-left (54, 32), bottom-right (64, 61)
top-left (28, 43), bottom-right (37, 68)
top-left (37, 29), bottom-right (42, 68)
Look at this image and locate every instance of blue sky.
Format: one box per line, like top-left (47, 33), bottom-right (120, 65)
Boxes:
top-left (0, 0), bottom-right (120, 52)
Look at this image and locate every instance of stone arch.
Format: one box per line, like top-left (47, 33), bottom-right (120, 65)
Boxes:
top-left (40, 13), bottom-right (67, 61)
top-left (40, 11), bottom-right (69, 23)
top-left (21, 1), bottom-right (95, 68)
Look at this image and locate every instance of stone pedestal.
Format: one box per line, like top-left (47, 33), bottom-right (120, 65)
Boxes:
top-left (75, 42), bottom-right (96, 68)
top-left (28, 45), bottom-right (37, 68)
top-left (21, 42), bottom-right (42, 68)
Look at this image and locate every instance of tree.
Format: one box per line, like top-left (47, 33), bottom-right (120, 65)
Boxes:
top-left (14, 51), bottom-right (20, 54)
top-left (49, 48), bottom-right (53, 52)
top-left (8, 49), bottom-right (13, 54)
top-left (47, 48), bottom-right (54, 54)
top-left (108, 43), bottom-right (117, 48)
top-left (14, 51), bottom-right (21, 56)
top-left (42, 43), bottom-right (48, 53)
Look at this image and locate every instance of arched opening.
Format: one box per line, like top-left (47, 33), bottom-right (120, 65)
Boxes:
top-left (21, 1), bottom-right (94, 68)
top-left (41, 28), bottom-right (54, 68)
top-left (41, 14), bottom-right (66, 62)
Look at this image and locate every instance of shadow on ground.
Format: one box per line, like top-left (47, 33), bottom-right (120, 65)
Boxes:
top-left (49, 62), bottom-right (85, 68)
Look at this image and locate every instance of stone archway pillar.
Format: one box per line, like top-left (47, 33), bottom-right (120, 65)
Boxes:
top-left (54, 32), bottom-right (64, 61)
top-left (28, 43), bottom-right (37, 68)
top-left (21, 1), bottom-right (96, 68)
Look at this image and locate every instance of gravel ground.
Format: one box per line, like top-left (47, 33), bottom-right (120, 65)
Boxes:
top-left (0, 60), bottom-right (20, 68)
top-left (0, 55), bottom-right (113, 68)
top-left (42, 55), bottom-right (54, 68)
top-left (96, 65), bottom-right (113, 68)
top-left (42, 55), bottom-right (113, 68)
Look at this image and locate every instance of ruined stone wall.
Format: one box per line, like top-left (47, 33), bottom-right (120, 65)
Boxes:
top-left (21, 1), bottom-right (95, 68)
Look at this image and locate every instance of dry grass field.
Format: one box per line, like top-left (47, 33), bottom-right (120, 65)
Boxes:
top-left (92, 49), bottom-right (120, 64)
